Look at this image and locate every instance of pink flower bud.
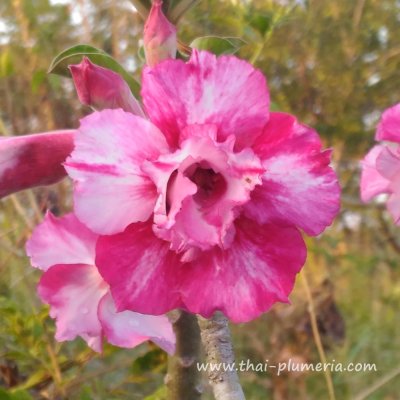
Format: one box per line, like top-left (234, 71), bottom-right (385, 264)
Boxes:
top-left (144, 0), bottom-right (177, 66)
top-left (0, 130), bottom-right (75, 198)
top-left (69, 57), bottom-right (145, 117)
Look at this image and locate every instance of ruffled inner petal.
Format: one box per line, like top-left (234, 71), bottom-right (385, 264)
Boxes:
top-left (144, 125), bottom-right (263, 255)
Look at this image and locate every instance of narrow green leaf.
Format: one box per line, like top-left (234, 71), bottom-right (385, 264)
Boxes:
top-left (129, 0), bottom-right (152, 19)
top-left (190, 36), bottom-right (245, 56)
top-left (48, 45), bottom-right (106, 72)
top-left (0, 50), bottom-right (14, 78)
top-left (169, 0), bottom-right (200, 22)
top-left (138, 45), bottom-right (146, 63)
top-left (9, 369), bottom-right (48, 392)
top-left (48, 45), bottom-right (141, 97)
top-left (31, 70), bottom-right (47, 94)
top-left (143, 385), bottom-right (167, 400)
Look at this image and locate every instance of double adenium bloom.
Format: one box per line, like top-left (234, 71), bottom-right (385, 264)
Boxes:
top-left (0, 1), bottom-right (341, 351)
top-left (65, 49), bottom-right (340, 324)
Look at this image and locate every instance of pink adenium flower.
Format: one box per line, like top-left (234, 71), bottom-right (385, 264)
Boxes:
top-left (63, 50), bottom-right (340, 323)
top-left (26, 212), bottom-right (175, 353)
top-left (143, 0), bottom-right (177, 66)
top-left (361, 103), bottom-right (400, 222)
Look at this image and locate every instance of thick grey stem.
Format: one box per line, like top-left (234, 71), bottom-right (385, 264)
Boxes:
top-left (166, 310), bottom-right (202, 400)
top-left (198, 312), bottom-right (246, 400)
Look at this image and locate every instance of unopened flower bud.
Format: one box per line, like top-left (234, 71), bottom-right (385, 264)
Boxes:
top-left (144, 0), bottom-right (177, 66)
top-left (69, 57), bottom-right (144, 117)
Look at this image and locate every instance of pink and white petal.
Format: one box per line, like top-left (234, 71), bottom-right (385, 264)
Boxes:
top-left (0, 131), bottom-right (74, 198)
top-left (142, 50), bottom-right (269, 149)
top-left (38, 264), bottom-right (108, 348)
top-left (180, 217), bottom-right (307, 323)
top-left (375, 145), bottom-right (400, 180)
top-left (95, 221), bottom-right (184, 315)
top-left (376, 103), bottom-right (400, 142)
top-left (65, 109), bottom-right (169, 234)
top-left (360, 145), bottom-right (390, 202)
top-left (71, 174), bottom-right (158, 235)
top-left (252, 112), bottom-right (321, 153)
top-left (246, 112), bottom-right (340, 236)
top-left (26, 212), bottom-right (98, 271)
top-left (98, 292), bottom-right (175, 354)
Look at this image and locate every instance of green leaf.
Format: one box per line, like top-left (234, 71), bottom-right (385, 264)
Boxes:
top-left (0, 388), bottom-right (11, 400)
top-left (10, 369), bottom-right (48, 392)
top-left (48, 44), bottom-right (107, 71)
top-left (131, 349), bottom-right (167, 374)
top-left (31, 70), bottom-right (47, 94)
top-left (248, 13), bottom-right (274, 36)
top-left (169, 0), bottom-right (200, 23)
top-left (48, 45), bottom-right (141, 97)
top-left (190, 36), bottom-right (245, 55)
top-left (270, 101), bottom-right (280, 111)
top-left (0, 50), bottom-right (14, 78)
top-left (143, 386), bottom-right (167, 400)
top-left (47, 74), bottom-right (62, 93)
top-left (138, 45), bottom-right (146, 63)
top-left (79, 386), bottom-right (93, 400)
top-left (10, 391), bottom-right (33, 400)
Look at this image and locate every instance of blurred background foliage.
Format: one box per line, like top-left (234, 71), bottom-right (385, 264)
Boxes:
top-left (1, 0), bottom-right (400, 398)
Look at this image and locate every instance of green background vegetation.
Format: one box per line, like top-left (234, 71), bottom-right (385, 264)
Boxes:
top-left (0, 0), bottom-right (399, 398)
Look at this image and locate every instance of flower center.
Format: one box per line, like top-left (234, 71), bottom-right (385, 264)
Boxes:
top-left (185, 163), bottom-right (227, 208)
top-left (143, 129), bottom-right (264, 258)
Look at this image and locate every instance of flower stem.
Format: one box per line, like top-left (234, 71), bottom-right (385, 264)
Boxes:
top-left (198, 312), bottom-right (246, 400)
top-left (301, 272), bottom-right (336, 400)
top-left (166, 310), bottom-right (203, 400)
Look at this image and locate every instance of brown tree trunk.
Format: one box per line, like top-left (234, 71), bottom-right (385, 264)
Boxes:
top-left (166, 310), bottom-right (203, 400)
top-left (198, 312), bottom-right (245, 400)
